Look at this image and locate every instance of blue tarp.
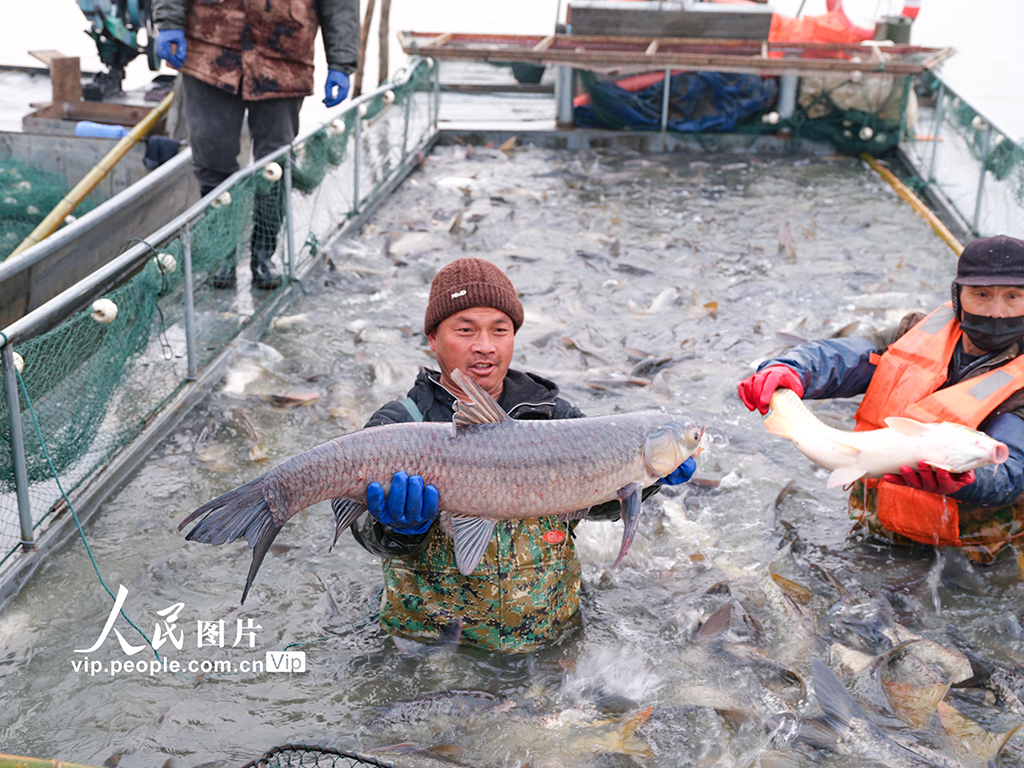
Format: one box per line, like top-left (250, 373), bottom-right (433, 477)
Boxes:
top-left (576, 70), bottom-right (778, 132)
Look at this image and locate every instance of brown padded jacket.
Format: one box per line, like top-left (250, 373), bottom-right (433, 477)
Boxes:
top-left (153, 0), bottom-right (358, 100)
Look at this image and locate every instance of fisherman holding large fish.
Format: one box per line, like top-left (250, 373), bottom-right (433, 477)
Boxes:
top-left (739, 235), bottom-right (1024, 562)
top-left (181, 258), bottom-right (703, 652)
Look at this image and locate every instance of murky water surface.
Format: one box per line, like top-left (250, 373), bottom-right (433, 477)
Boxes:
top-left (3, 145), bottom-right (1023, 768)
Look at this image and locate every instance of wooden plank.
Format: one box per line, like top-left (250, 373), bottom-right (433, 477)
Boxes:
top-left (378, 0), bottom-right (392, 86)
top-left (532, 34), bottom-right (556, 52)
top-left (353, 0), bottom-right (377, 97)
top-left (426, 32), bottom-right (454, 49)
top-left (50, 56), bottom-right (82, 104)
top-left (645, 40), bottom-right (659, 56)
top-left (568, 7), bottom-right (772, 40)
top-left (28, 50), bottom-right (68, 68)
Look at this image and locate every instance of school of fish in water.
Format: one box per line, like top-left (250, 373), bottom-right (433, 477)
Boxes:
top-left (4, 144), bottom-right (1024, 768)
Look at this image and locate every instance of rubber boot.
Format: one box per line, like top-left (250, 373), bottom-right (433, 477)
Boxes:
top-left (201, 184), bottom-right (238, 289)
top-left (250, 192), bottom-right (283, 290)
top-left (211, 251), bottom-right (238, 289)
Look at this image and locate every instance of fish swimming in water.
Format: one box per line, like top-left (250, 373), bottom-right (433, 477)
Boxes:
top-left (764, 388), bottom-right (1008, 489)
top-left (180, 368), bottom-right (706, 602)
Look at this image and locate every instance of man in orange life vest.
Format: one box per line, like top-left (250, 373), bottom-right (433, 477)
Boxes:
top-left (738, 235), bottom-right (1024, 562)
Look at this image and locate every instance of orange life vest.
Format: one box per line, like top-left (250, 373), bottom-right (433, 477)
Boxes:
top-left (854, 303), bottom-right (1024, 546)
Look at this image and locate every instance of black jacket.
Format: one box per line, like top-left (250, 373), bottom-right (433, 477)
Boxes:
top-left (351, 367), bottom-right (651, 556)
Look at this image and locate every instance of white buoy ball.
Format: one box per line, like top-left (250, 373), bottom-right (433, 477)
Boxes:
top-left (3, 197), bottom-right (17, 206)
top-left (262, 162), bottom-right (283, 182)
top-left (972, 115), bottom-right (987, 132)
top-left (25, 205), bottom-right (40, 216)
top-left (426, 57), bottom-right (435, 68)
top-left (761, 111), bottom-right (780, 125)
top-left (357, 103), bottom-right (368, 118)
top-left (328, 118), bottom-right (346, 135)
top-left (64, 214), bottom-right (77, 225)
top-left (211, 190), bottom-right (232, 209)
top-left (384, 90), bottom-right (395, 105)
top-left (15, 180), bottom-right (31, 192)
top-left (875, 133), bottom-right (887, 144)
top-left (11, 351), bottom-right (24, 374)
top-left (90, 298), bottom-right (118, 324)
top-left (859, 126), bottom-right (874, 141)
top-left (156, 252), bottom-right (177, 274)
top-left (850, 70), bottom-right (863, 84)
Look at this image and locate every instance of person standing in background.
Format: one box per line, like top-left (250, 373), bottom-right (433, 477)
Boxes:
top-left (153, 0), bottom-right (358, 289)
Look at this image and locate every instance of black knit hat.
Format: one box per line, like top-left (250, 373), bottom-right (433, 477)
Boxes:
top-left (951, 235), bottom-right (1024, 317)
top-left (424, 258), bottom-right (524, 336)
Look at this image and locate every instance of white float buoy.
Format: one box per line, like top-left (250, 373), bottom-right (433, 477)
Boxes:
top-left (11, 351), bottom-right (23, 374)
top-left (90, 298), bottom-right (118, 324)
top-left (25, 205), bottom-right (40, 216)
top-left (426, 57), bottom-right (435, 68)
top-left (850, 70), bottom-right (863, 84)
top-left (64, 214), bottom-right (77, 225)
top-left (156, 252), bottom-right (177, 274)
top-left (328, 118), bottom-right (346, 135)
top-left (15, 180), bottom-right (31, 192)
top-left (262, 162), bottom-right (283, 182)
top-left (383, 90), bottom-right (395, 105)
top-left (357, 103), bottom-right (368, 118)
top-left (859, 126), bottom-right (874, 141)
top-left (761, 111), bottom-right (780, 125)
top-left (971, 115), bottom-right (987, 132)
top-left (211, 190), bottom-right (232, 209)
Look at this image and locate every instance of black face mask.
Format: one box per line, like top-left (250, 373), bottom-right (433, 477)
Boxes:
top-left (960, 311), bottom-right (1024, 352)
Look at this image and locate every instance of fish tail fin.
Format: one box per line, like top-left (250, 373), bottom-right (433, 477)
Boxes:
top-left (763, 409), bottom-right (792, 440)
top-left (606, 706), bottom-right (654, 757)
top-left (179, 478), bottom-right (282, 604)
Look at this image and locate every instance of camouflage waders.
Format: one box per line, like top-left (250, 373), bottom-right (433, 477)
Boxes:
top-left (380, 516), bottom-right (582, 653)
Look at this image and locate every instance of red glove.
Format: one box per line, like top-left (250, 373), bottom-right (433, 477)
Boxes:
top-left (737, 366), bottom-right (805, 415)
top-left (882, 461), bottom-right (976, 495)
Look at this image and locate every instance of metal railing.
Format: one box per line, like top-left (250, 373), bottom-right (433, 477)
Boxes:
top-left (0, 57), bottom-right (438, 604)
top-left (904, 72), bottom-right (1024, 241)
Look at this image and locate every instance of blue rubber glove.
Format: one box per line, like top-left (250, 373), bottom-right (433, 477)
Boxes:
top-left (323, 69), bottom-right (350, 107)
top-left (658, 457), bottom-right (697, 486)
top-left (156, 29), bottom-right (187, 69)
top-left (366, 471), bottom-right (439, 535)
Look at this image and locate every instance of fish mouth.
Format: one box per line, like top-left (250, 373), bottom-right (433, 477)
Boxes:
top-left (695, 429), bottom-right (709, 456)
top-left (993, 443), bottom-right (1010, 465)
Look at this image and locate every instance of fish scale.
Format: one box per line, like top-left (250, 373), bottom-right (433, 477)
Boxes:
top-left (180, 368), bottom-right (705, 601)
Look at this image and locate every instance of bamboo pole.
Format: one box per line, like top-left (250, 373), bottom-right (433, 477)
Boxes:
top-left (10, 90), bottom-right (175, 259)
top-left (861, 153), bottom-right (964, 257)
top-left (378, 0), bottom-right (392, 87)
top-left (352, 0), bottom-right (377, 98)
top-left (0, 755), bottom-right (103, 768)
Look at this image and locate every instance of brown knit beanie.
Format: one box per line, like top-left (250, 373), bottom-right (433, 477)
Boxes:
top-left (424, 258), bottom-right (524, 336)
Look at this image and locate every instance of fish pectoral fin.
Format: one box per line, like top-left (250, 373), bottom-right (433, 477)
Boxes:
top-left (613, 482), bottom-right (644, 567)
top-left (558, 508), bottom-right (590, 523)
top-left (763, 410), bottom-right (791, 440)
top-left (883, 416), bottom-right (930, 437)
top-left (826, 465), bottom-right (868, 489)
top-left (449, 369), bottom-right (511, 428)
top-left (450, 515), bottom-right (497, 576)
top-left (330, 498), bottom-right (368, 550)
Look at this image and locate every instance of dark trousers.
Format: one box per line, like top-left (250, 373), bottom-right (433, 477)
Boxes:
top-left (182, 74), bottom-right (303, 192)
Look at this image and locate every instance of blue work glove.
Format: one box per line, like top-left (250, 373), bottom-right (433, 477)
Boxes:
top-left (366, 471), bottom-right (439, 535)
top-left (658, 457), bottom-right (697, 486)
top-left (323, 69), bottom-right (350, 107)
top-left (156, 29), bottom-right (187, 69)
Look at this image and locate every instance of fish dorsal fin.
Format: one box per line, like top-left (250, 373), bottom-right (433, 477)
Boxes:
top-left (884, 417), bottom-right (929, 437)
top-left (696, 603), bottom-right (732, 640)
top-left (449, 369), bottom-right (511, 429)
top-left (827, 465), bottom-right (868, 489)
top-left (450, 514), bottom-right (497, 575)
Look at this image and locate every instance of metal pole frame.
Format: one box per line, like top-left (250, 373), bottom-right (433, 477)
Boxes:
top-left (353, 111), bottom-right (362, 215)
top-left (974, 124), bottom-right (992, 235)
top-left (2, 347), bottom-right (34, 550)
top-left (928, 80), bottom-right (945, 184)
top-left (180, 225), bottom-right (198, 381)
top-left (432, 58), bottom-right (441, 130)
top-left (659, 67), bottom-right (671, 152)
top-left (282, 156), bottom-right (296, 279)
top-left (401, 82), bottom-right (412, 165)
